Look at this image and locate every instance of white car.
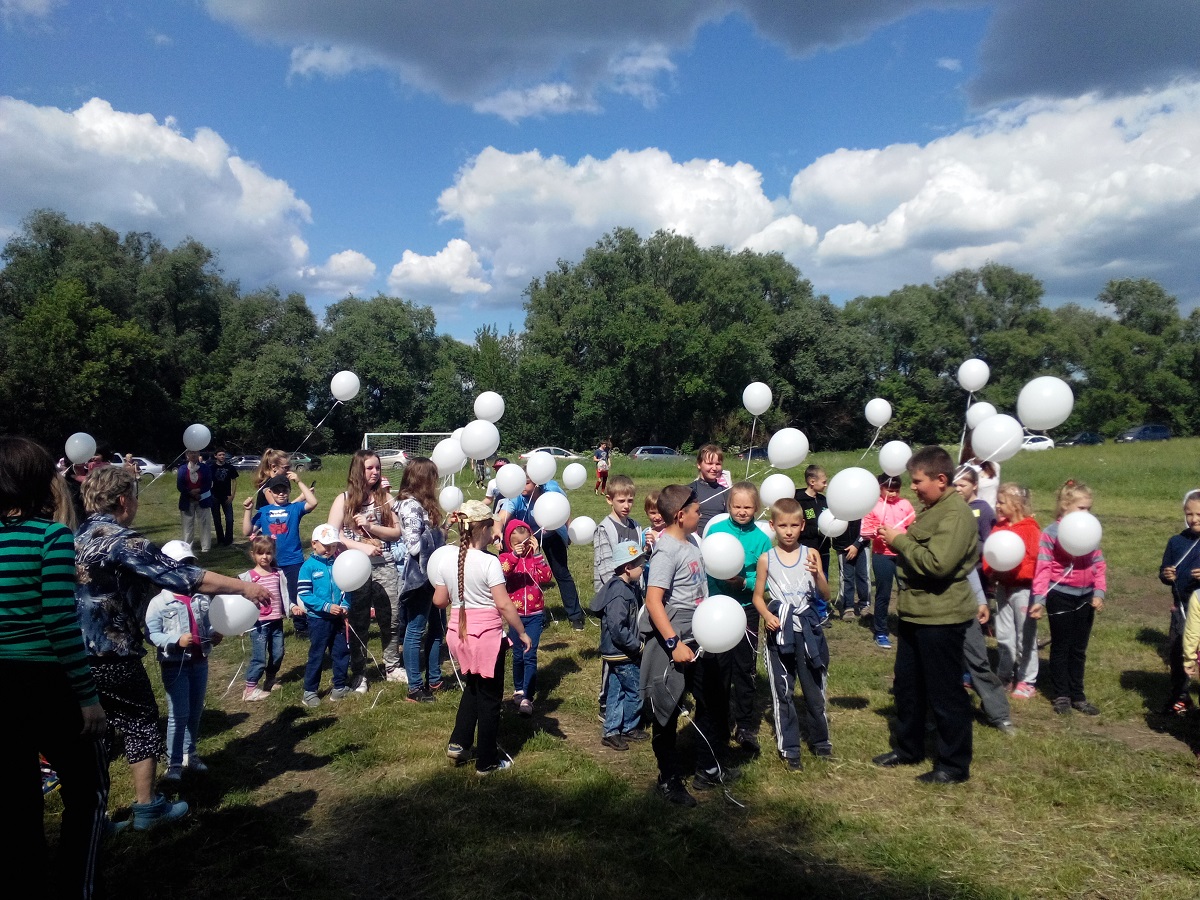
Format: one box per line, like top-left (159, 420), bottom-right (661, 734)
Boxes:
top-left (519, 446), bottom-right (582, 460)
top-left (374, 448), bottom-right (411, 469)
top-left (1021, 434), bottom-right (1055, 452)
top-left (110, 454), bottom-right (165, 476)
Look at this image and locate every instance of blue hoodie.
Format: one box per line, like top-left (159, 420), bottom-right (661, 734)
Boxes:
top-left (298, 552), bottom-right (348, 618)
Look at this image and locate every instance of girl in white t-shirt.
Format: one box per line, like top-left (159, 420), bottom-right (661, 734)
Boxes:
top-left (432, 500), bottom-right (531, 775)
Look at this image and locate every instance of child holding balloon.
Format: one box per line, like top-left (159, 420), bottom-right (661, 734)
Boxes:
top-left (1031, 480), bottom-right (1106, 715)
top-left (1159, 489), bottom-right (1200, 714)
top-left (982, 484), bottom-right (1040, 697)
top-left (300, 525), bottom-right (351, 707)
top-left (243, 471), bottom-right (318, 625)
top-left (751, 497), bottom-right (832, 769)
top-left (145, 541), bottom-right (222, 782)
top-left (861, 474), bottom-right (915, 650)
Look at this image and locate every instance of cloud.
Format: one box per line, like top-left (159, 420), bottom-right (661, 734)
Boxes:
top-left (1, 0), bottom-right (61, 19)
top-left (0, 96), bottom-right (330, 292)
top-left (387, 239), bottom-right (491, 299)
top-left (936, 57), bottom-right (962, 72)
top-left (289, 44), bottom-right (382, 79)
top-left (300, 249), bottom-right (376, 294)
top-left (473, 83), bottom-right (599, 123)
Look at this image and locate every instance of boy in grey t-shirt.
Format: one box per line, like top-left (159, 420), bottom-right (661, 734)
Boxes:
top-left (640, 484), bottom-right (733, 808)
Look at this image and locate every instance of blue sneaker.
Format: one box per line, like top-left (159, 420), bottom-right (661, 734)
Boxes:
top-left (875, 634), bottom-right (893, 650)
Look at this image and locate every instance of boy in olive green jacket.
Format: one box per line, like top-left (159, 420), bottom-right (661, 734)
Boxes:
top-left (872, 446), bottom-right (980, 785)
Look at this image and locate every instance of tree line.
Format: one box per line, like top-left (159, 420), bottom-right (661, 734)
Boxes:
top-left (2, 211), bottom-right (1196, 458)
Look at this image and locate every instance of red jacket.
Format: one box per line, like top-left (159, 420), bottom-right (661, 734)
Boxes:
top-left (982, 516), bottom-right (1040, 585)
top-left (499, 518), bottom-right (554, 616)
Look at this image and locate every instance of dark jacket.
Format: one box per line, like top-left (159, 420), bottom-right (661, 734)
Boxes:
top-left (176, 463), bottom-right (214, 511)
top-left (589, 575), bottom-right (643, 662)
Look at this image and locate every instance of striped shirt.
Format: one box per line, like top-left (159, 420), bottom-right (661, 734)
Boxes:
top-left (0, 517), bottom-right (98, 705)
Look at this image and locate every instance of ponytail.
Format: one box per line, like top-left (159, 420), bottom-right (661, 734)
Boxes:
top-left (457, 523), bottom-right (471, 642)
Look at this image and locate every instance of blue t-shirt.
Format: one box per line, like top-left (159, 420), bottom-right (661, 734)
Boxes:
top-left (503, 480), bottom-right (568, 542)
top-left (251, 500), bottom-right (310, 567)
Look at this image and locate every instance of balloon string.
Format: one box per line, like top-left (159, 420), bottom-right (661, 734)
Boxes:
top-left (1173, 541), bottom-right (1199, 570)
top-left (140, 450), bottom-right (188, 493)
top-left (291, 399), bottom-right (343, 458)
top-left (745, 417), bottom-right (758, 479)
top-left (859, 425), bottom-right (882, 461)
top-left (958, 393), bottom-right (973, 462)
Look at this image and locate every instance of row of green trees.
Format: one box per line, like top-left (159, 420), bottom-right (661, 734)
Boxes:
top-left (2, 211), bottom-right (1196, 458)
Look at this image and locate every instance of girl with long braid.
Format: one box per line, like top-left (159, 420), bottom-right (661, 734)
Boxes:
top-left (432, 501), bottom-right (531, 775)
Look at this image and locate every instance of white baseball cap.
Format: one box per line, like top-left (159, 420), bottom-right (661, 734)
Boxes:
top-left (161, 540), bottom-right (196, 563)
top-left (311, 523), bottom-right (342, 546)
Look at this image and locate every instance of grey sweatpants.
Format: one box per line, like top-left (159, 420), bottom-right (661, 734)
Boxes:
top-left (963, 619), bottom-right (1011, 726)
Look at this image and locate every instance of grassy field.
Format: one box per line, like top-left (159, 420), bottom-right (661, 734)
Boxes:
top-left (62, 441), bottom-right (1200, 899)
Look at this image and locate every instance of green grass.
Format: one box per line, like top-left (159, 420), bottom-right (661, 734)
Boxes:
top-left (53, 442), bottom-right (1200, 899)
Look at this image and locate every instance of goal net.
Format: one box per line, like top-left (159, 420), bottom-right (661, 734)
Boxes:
top-left (362, 432), bottom-right (453, 458)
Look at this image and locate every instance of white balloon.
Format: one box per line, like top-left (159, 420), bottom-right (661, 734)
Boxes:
top-left (525, 450), bottom-right (557, 485)
top-left (65, 432), bottom-right (96, 464)
top-left (767, 428), bottom-right (810, 470)
top-left (756, 521), bottom-right (775, 540)
top-left (703, 513), bottom-right (730, 537)
top-left (1017, 376), bottom-right (1075, 431)
top-left (958, 358), bottom-right (991, 393)
top-left (817, 509), bottom-right (848, 538)
top-left (971, 414), bottom-right (1024, 463)
top-left (452, 427), bottom-right (464, 443)
top-left (878, 440), bottom-right (913, 478)
top-left (865, 398), bottom-right (892, 428)
top-left (533, 492), bottom-right (571, 531)
top-left (496, 463), bottom-right (528, 499)
top-left (330, 370), bottom-right (361, 402)
top-left (474, 391), bottom-right (505, 423)
top-left (827, 467), bottom-right (880, 521)
top-left (562, 462), bottom-right (588, 490)
top-left (742, 382), bottom-right (772, 417)
top-left (431, 438), bottom-right (466, 477)
top-left (438, 485), bottom-right (464, 514)
top-left (209, 594), bottom-right (260, 635)
top-left (567, 516), bottom-right (597, 545)
top-left (1058, 510), bottom-right (1103, 557)
top-left (966, 402), bottom-right (998, 430)
top-left (459, 419), bottom-right (501, 460)
top-left (701, 532), bottom-right (745, 580)
top-left (760, 473), bottom-right (796, 507)
top-left (427, 544), bottom-right (457, 582)
top-left (182, 424), bottom-right (211, 452)
top-left (982, 531), bottom-right (1026, 572)
top-left (692, 594), bottom-right (748, 654)
top-left (332, 549), bottom-right (373, 592)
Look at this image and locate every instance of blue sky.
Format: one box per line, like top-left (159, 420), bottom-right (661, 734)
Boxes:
top-left (2, 1), bottom-right (1198, 339)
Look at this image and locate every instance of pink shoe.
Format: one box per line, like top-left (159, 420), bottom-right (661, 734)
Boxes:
top-left (1012, 682), bottom-right (1036, 699)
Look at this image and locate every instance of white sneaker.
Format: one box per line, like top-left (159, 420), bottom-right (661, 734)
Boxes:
top-left (354, 677), bottom-right (369, 694)
top-left (385, 668), bottom-right (408, 684)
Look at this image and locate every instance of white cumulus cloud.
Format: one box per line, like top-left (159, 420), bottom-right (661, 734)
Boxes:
top-left (387, 238), bottom-right (491, 300)
top-left (301, 249), bottom-right (376, 294)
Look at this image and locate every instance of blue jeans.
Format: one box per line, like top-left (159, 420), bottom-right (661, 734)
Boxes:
top-left (159, 657), bottom-right (208, 766)
top-left (837, 547), bottom-right (871, 614)
top-left (403, 583), bottom-right (445, 689)
top-left (247, 619), bottom-right (284, 686)
top-left (509, 612), bottom-right (545, 697)
top-left (304, 616), bottom-right (349, 693)
top-left (603, 660), bottom-right (642, 736)
top-left (871, 552), bottom-right (896, 637)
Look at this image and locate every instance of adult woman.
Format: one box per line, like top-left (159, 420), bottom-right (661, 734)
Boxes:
top-left (327, 449), bottom-right (401, 690)
top-left (75, 466), bottom-right (268, 830)
top-left (1, 436), bottom-right (108, 898)
top-left (395, 458), bottom-right (447, 700)
top-left (176, 449), bottom-right (214, 553)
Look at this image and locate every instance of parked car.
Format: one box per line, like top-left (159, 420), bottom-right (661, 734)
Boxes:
top-left (375, 448), bottom-right (410, 469)
top-left (289, 452), bottom-right (322, 471)
top-left (1115, 424), bottom-right (1171, 443)
top-left (109, 454), bottom-right (165, 476)
top-left (737, 447), bottom-right (770, 461)
top-left (519, 447), bottom-right (582, 460)
top-left (1021, 434), bottom-right (1055, 452)
top-left (629, 445), bottom-right (686, 461)
top-left (1060, 431), bottom-right (1104, 446)
top-left (229, 455), bottom-right (261, 471)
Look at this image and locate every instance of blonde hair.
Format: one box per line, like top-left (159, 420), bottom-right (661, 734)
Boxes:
top-left (727, 480), bottom-right (760, 513)
top-left (1055, 480), bottom-right (1093, 518)
top-left (254, 448), bottom-right (290, 490)
top-left (49, 477), bottom-right (77, 531)
top-left (996, 482), bottom-right (1033, 518)
top-left (81, 466), bottom-right (137, 515)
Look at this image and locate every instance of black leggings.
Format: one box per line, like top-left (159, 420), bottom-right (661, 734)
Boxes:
top-left (449, 646), bottom-right (508, 771)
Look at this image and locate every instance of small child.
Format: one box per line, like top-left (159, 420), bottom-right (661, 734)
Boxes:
top-left (643, 489), bottom-right (665, 550)
top-left (1159, 489), bottom-right (1200, 714)
top-left (1031, 480), bottom-right (1107, 715)
top-left (640, 484), bottom-right (728, 808)
top-left (690, 444), bottom-right (732, 533)
top-left (239, 535), bottom-right (299, 701)
top-left (593, 475), bottom-right (643, 593)
top-left (243, 470), bottom-right (318, 632)
top-left (832, 517), bottom-right (869, 620)
top-left (591, 541), bottom-right (648, 751)
top-left (860, 473), bottom-right (916, 650)
top-left (752, 498), bottom-right (832, 769)
top-left (500, 520), bottom-right (553, 716)
top-left (796, 465), bottom-right (832, 621)
top-left (983, 483), bottom-right (1040, 697)
top-left (706, 481), bottom-right (772, 752)
top-left (593, 440), bottom-right (611, 495)
top-left (300, 524), bottom-right (351, 707)
top-left (146, 541), bottom-right (222, 781)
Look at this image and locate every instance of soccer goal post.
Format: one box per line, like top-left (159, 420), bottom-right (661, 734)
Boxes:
top-left (362, 432), bottom-right (453, 459)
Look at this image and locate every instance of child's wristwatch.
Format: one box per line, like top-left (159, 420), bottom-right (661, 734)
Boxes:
top-left (664, 635), bottom-right (679, 651)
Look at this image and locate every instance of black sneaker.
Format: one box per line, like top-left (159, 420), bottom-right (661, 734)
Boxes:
top-left (1052, 696), bottom-right (1072, 715)
top-left (570, 619), bottom-right (586, 632)
top-left (812, 745), bottom-right (834, 758)
top-left (622, 728), bottom-right (650, 742)
top-left (1072, 699), bottom-right (1100, 716)
top-left (734, 728), bottom-right (761, 753)
top-left (782, 755), bottom-right (804, 772)
top-left (692, 766), bottom-right (740, 790)
top-left (601, 734), bottom-right (628, 751)
top-left (406, 689), bottom-right (435, 704)
top-left (657, 776), bottom-right (697, 807)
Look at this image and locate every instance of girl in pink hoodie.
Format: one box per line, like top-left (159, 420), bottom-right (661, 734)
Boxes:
top-left (860, 474), bottom-right (915, 650)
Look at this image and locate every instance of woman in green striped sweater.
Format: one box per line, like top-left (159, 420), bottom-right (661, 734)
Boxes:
top-left (0, 435), bottom-right (109, 899)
